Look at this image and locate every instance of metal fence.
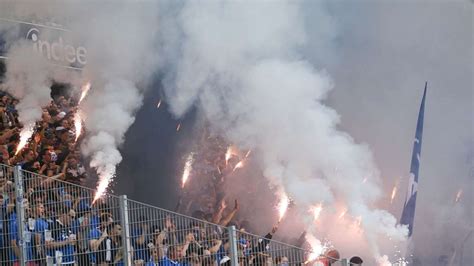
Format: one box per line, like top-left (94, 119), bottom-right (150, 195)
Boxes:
top-left (0, 163), bottom-right (352, 266)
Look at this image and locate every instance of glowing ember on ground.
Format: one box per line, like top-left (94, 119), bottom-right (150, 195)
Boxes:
top-left (277, 193), bottom-right (290, 222)
top-left (455, 189), bottom-right (463, 203)
top-left (74, 112), bottom-right (82, 142)
top-left (232, 160), bottom-right (244, 172)
top-left (156, 99), bottom-right (162, 108)
top-left (309, 203), bottom-right (323, 222)
top-left (181, 152), bottom-right (194, 188)
top-left (15, 124), bottom-right (34, 155)
top-left (338, 209), bottom-right (347, 219)
top-left (390, 185), bottom-right (398, 204)
top-left (78, 82), bottom-right (91, 105)
top-left (176, 123), bottom-right (181, 131)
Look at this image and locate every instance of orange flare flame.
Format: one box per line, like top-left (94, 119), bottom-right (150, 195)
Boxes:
top-left (390, 186), bottom-right (398, 204)
top-left (338, 209), bottom-right (347, 219)
top-left (455, 189), bottom-right (463, 203)
top-left (232, 160), bottom-right (244, 172)
top-left (181, 152), bottom-right (194, 188)
top-left (93, 172), bottom-right (113, 204)
top-left (74, 112), bottom-right (82, 142)
top-left (309, 203), bottom-right (323, 222)
top-left (15, 124), bottom-right (34, 155)
top-left (277, 193), bottom-right (290, 222)
top-left (78, 82), bottom-right (91, 105)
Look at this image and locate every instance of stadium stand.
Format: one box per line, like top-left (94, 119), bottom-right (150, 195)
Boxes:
top-left (0, 78), bottom-right (349, 265)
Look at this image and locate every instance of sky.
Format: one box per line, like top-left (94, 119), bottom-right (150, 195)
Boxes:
top-left (115, 1), bottom-right (472, 264)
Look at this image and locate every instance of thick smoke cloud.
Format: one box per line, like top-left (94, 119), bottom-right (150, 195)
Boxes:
top-left (0, 1), bottom-right (160, 197)
top-left (1, 43), bottom-right (52, 127)
top-left (162, 1), bottom-right (408, 262)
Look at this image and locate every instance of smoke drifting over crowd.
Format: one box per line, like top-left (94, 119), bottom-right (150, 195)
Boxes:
top-left (0, 1), bottom-right (160, 199)
top-left (159, 1), bottom-right (412, 262)
top-left (0, 0), bottom-right (471, 265)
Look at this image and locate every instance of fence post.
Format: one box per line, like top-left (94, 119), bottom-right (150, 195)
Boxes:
top-left (340, 258), bottom-right (350, 266)
top-left (13, 166), bottom-right (26, 266)
top-left (228, 225), bottom-right (239, 266)
top-left (119, 195), bottom-right (132, 266)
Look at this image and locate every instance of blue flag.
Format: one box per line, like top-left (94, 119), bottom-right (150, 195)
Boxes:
top-left (400, 82), bottom-right (427, 237)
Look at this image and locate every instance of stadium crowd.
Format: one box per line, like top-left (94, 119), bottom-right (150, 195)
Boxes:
top-left (0, 82), bottom-right (359, 266)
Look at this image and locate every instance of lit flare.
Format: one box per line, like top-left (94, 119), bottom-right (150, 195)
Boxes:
top-left (309, 203), bottom-right (323, 222)
top-left (74, 111), bottom-right (82, 142)
top-left (338, 209), bottom-right (347, 219)
top-left (181, 152), bottom-right (194, 188)
top-left (277, 193), bottom-right (290, 222)
top-left (15, 124), bottom-right (34, 155)
top-left (93, 172), bottom-right (114, 204)
top-left (232, 160), bottom-right (244, 172)
top-left (304, 234), bottom-right (326, 264)
top-left (78, 82), bottom-right (91, 105)
top-left (225, 145), bottom-right (235, 165)
top-left (390, 186), bottom-right (398, 204)
top-left (455, 189), bottom-right (463, 203)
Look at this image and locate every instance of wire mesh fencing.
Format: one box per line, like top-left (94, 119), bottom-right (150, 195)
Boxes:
top-left (235, 230), bottom-right (350, 266)
top-left (125, 198), bottom-right (233, 266)
top-left (16, 167), bottom-right (123, 266)
top-left (0, 163), bottom-right (356, 266)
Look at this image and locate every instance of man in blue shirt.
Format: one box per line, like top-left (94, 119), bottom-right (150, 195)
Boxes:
top-left (33, 203), bottom-right (49, 263)
top-left (157, 245), bottom-right (182, 266)
top-left (45, 206), bottom-right (76, 265)
top-left (89, 213), bottom-right (113, 265)
top-left (9, 211), bottom-right (35, 266)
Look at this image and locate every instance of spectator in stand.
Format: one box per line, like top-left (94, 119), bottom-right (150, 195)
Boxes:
top-left (90, 214), bottom-right (122, 266)
top-left (44, 206), bottom-right (77, 265)
top-left (19, 149), bottom-right (37, 173)
top-left (89, 213), bottom-right (112, 264)
top-left (32, 203), bottom-right (48, 264)
top-left (62, 156), bottom-right (86, 185)
top-left (9, 199), bottom-right (36, 266)
top-left (131, 216), bottom-right (152, 264)
top-left (349, 256), bottom-right (363, 265)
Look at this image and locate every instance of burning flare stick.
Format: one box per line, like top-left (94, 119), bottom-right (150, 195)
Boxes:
top-left (181, 152), bottom-right (194, 188)
top-left (338, 209), bottom-right (347, 219)
top-left (93, 172), bottom-right (114, 204)
top-left (225, 146), bottom-right (234, 165)
top-left (277, 193), bottom-right (291, 223)
top-left (304, 233), bottom-right (326, 264)
top-left (74, 111), bottom-right (83, 142)
top-left (232, 160), bottom-right (244, 172)
top-left (390, 185), bottom-right (398, 204)
top-left (309, 203), bottom-right (323, 222)
top-left (15, 124), bottom-right (35, 155)
top-left (454, 189), bottom-right (463, 203)
top-left (78, 82), bottom-right (91, 105)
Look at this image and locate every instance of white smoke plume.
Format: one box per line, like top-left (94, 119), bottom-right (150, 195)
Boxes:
top-left (0, 1), bottom-right (160, 197)
top-left (2, 43), bottom-right (52, 128)
top-left (162, 1), bottom-right (407, 262)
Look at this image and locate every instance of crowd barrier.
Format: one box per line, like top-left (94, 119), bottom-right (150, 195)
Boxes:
top-left (0, 163), bottom-right (352, 265)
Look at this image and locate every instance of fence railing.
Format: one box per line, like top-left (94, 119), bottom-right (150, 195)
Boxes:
top-left (0, 163), bottom-right (351, 266)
